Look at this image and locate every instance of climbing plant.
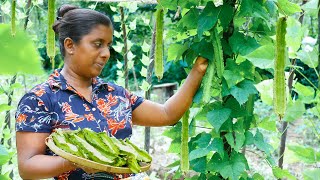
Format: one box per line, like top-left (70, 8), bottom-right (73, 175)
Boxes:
top-left (159, 0), bottom-right (320, 179)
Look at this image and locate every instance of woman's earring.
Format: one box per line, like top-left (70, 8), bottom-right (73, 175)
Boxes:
top-left (70, 51), bottom-right (73, 55)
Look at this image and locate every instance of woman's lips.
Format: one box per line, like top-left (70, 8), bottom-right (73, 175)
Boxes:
top-left (95, 62), bottom-right (105, 68)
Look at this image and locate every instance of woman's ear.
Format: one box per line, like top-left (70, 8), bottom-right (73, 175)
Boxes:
top-left (64, 37), bottom-right (75, 55)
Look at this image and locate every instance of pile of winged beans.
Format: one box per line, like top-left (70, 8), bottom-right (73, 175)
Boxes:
top-left (51, 128), bottom-right (152, 173)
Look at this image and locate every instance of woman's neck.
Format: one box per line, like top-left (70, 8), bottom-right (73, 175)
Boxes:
top-left (60, 67), bottom-right (92, 89)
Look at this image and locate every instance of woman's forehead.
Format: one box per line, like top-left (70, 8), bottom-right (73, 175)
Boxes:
top-left (84, 25), bottom-right (113, 41)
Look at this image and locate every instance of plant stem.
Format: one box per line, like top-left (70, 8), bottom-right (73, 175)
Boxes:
top-left (120, 6), bottom-right (129, 89)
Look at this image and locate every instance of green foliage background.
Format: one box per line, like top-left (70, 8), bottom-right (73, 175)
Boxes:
top-left (0, 0), bottom-right (320, 179)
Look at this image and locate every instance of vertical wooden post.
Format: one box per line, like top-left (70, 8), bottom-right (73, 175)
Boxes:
top-left (144, 21), bottom-right (156, 152)
top-left (120, 7), bottom-right (129, 89)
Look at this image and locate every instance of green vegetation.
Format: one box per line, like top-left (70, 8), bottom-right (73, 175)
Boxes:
top-left (0, 0), bottom-right (319, 179)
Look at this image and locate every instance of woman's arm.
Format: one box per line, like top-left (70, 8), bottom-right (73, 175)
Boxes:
top-left (132, 56), bottom-right (208, 126)
top-left (16, 131), bottom-right (76, 179)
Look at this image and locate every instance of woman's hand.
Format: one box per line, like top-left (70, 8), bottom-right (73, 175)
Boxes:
top-left (193, 56), bottom-right (208, 75)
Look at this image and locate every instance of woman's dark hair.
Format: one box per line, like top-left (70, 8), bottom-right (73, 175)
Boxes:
top-left (52, 5), bottom-right (112, 57)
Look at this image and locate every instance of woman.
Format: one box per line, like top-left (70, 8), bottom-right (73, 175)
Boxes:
top-left (15, 4), bottom-right (208, 180)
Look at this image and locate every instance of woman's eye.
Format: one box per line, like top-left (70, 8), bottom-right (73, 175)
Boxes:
top-left (94, 42), bottom-right (102, 47)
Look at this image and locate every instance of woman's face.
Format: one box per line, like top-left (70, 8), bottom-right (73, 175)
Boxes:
top-left (68, 24), bottom-right (113, 78)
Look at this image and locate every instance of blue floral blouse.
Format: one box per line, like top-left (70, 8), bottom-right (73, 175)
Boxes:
top-left (15, 69), bottom-right (144, 180)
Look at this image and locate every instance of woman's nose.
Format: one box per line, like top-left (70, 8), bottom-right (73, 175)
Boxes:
top-left (100, 47), bottom-right (110, 60)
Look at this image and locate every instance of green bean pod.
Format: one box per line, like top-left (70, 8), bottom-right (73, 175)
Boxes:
top-left (11, 0), bottom-right (16, 36)
top-left (47, 0), bottom-right (56, 68)
top-left (155, 8), bottom-right (164, 81)
top-left (274, 17), bottom-right (287, 119)
top-left (181, 109), bottom-right (190, 173)
top-left (202, 51), bottom-right (216, 103)
top-left (212, 27), bottom-right (224, 79)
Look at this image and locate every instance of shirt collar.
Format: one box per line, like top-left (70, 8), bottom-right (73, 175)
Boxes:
top-left (47, 69), bottom-right (114, 92)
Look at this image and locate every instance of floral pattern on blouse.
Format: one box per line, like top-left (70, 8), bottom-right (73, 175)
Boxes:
top-left (15, 69), bottom-right (145, 179)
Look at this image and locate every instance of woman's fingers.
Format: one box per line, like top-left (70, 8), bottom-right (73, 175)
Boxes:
top-left (194, 56), bottom-right (208, 74)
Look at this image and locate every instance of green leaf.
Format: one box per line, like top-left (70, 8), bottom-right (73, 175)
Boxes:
top-left (0, 24), bottom-right (43, 75)
top-left (0, 104), bottom-right (13, 112)
top-left (225, 132), bottom-right (235, 148)
top-left (288, 145), bottom-right (320, 164)
top-left (188, 137), bottom-right (223, 162)
top-left (238, 0), bottom-right (269, 20)
top-left (189, 148), bottom-right (210, 161)
top-left (252, 173), bottom-right (264, 180)
top-left (166, 160), bottom-right (180, 168)
top-left (128, 2), bottom-right (138, 13)
top-left (179, 0), bottom-right (199, 9)
top-left (190, 156), bottom-right (207, 173)
top-left (208, 152), bottom-right (247, 180)
top-left (302, 0), bottom-right (319, 17)
top-left (303, 168), bottom-right (320, 180)
top-left (191, 39), bottom-right (214, 61)
top-left (234, 132), bottom-right (245, 152)
top-left (229, 32), bottom-right (260, 56)
top-left (265, 0), bottom-right (278, 18)
top-left (113, 43), bottom-right (124, 53)
top-left (184, 48), bottom-right (198, 65)
top-left (258, 117), bottom-right (277, 132)
top-left (225, 132), bottom-right (245, 152)
top-left (0, 174), bottom-right (10, 180)
top-left (168, 43), bottom-right (189, 61)
top-left (197, 2), bottom-right (221, 37)
top-left (223, 70), bottom-right (245, 88)
top-left (140, 67), bottom-right (147, 77)
top-left (218, 4), bottom-right (234, 30)
top-left (207, 108), bottom-right (232, 132)
top-left (0, 145), bottom-right (10, 165)
top-left (286, 17), bottom-right (304, 56)
top-left (127, 51), bottom-right (135, 61)
top-left (190, 132), bottom-right (212, 149)
top-left (141, 41), bottom-right (150, 53)
top-left (283, 99), bottom-right (305, 122)
top-left (178, 8), bottom-right (199, 30)
top-left (225, 59), bottom-right (256, 81)
top-left (224, 96), bottom-right (247, 118)
top-left (139, 80), bottom-right (151, 91)
top-left (293, 82), bottom-right (315, 104)
top-left (244, 131), bottom-right (254, 145)
top-left (141, 54), bottom-right (150, 66)
top-left (158, 0), bottom-right (178, 10)
top-left (208, 138), bottom-right (225, 158)
top-left (255, 79), bottom-right (273, 105)
top-left (109, 5), bottom-right (117, 12)
top-left (163, 121), bottom-right (182, 139)
top-left (254, 129), bottom-right (273, 155)
top-left (230, 80), bottom-right (258, 105)
top-left (244, 45), bottom-right (274, 69)
top-left (296, 48), bottom-right (319, 68)
top-left (9, 82), bottom-right (23, 91)
top-left (167, 138), bottom-right (181, 153)
top-left (277, 0), bottom-right (302, 16)
top-left (129, 19), bottom-right (136, 30)
top-left (272, 167), bottom-right (297, 180)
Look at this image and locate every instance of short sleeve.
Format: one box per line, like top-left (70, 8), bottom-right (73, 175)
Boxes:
top-left (125, 89), bottom-right (145, 111)
top-left (15, 92), bottom-right (53, 133)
